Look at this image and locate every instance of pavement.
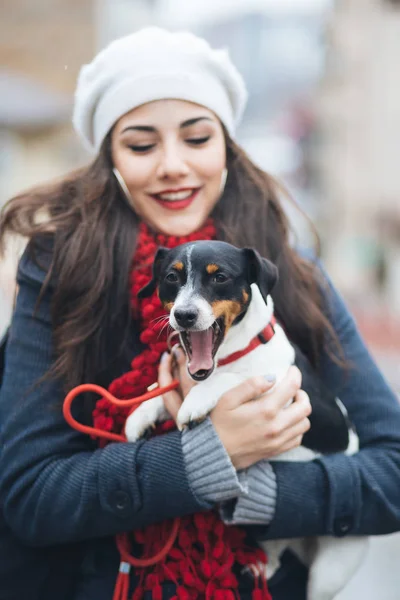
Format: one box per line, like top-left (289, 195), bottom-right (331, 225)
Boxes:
top-left (337, 533), bottom-right (400, 599)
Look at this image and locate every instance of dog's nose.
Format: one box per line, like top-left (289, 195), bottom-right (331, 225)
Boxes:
top-left (174, 307), bottom-right (199, 328)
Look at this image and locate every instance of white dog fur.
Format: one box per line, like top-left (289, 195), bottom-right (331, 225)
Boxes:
top-left (125, 284), bottom-right (368, 600)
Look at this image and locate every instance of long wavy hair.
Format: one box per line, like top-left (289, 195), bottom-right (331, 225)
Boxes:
top-left (0, 130), bottom-right (341, 393)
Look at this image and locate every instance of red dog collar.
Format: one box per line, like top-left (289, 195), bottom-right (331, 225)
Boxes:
top-left (217, 316), bottom-right (277, 367)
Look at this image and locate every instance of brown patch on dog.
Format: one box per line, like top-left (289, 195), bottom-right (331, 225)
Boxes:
top-left (242, 290), bottom-right (249, 304)
top-left (163, 301), bottom-right (174, 312)
top-left (211, 299), bottom-right (243, 332)
top-left (206, 264), bottom-right (219, 274)
top-left (173, 262), bottom-right (184, 271)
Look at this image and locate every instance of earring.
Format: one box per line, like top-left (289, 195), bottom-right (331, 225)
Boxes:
top-left (113, 168), bottom-right (133, 203)
top-left (219, 167), bottom-right (228, 195)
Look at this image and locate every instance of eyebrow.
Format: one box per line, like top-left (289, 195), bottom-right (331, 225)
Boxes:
top-left (121, 116), bottom-right (213, 134)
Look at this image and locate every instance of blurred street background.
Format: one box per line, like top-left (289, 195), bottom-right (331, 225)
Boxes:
top-left (1, 1), bottom-right (400, 597)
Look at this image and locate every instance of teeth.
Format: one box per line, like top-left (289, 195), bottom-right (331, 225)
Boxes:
top-left (183, 332), bottom-right (192, 353)
top-left (157, 190), bottom-right (194, 201)
top-left (212, 322), bottom-right (220, 342)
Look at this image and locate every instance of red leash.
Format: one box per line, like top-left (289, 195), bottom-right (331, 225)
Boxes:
top-left (63, 381), bottom-right (179, 442)
top-left (63, 380), bottom-right (181, 600)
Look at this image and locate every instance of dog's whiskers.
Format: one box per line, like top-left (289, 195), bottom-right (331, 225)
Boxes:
top-left (158, 321), bottom-right (173, 339)
top-left (150, 315), bottom-right (169, 326)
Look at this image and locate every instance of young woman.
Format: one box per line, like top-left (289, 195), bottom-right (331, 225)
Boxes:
top-left (1, 27), bottom-right (399, 600)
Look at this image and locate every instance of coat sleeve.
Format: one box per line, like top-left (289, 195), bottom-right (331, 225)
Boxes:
top-left (0, 248), bottom-right (213, 547)
top-left (252, 261), bottom-right (400, 541)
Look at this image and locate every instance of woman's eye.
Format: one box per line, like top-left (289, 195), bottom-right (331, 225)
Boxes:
top-left (166, 272), bottom-right (179, 283)
top-left (186, 136), bottom-right (210, 146)
top-left (128, 144), bottom-right (156, 153)
top-left (212, 273), bottom-right (229, 284)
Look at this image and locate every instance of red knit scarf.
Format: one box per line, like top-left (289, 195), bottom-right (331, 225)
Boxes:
top-left (92, 220), bottom-right (272, 600)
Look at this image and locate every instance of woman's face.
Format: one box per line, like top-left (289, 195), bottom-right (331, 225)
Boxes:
top-left (111, 99), bottom-right (226, 236)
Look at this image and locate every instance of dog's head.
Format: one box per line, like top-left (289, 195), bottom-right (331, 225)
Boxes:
top-left (139, 240), bottom-right (278, 381)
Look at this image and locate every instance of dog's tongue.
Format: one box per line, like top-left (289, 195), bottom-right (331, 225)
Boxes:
top-left (188, 328), bottom-right (214, 375)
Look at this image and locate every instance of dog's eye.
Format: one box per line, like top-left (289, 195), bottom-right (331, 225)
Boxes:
top-left (212, 273), bottom-right (229, 284)
top-left (166, 272), bottom-right (179, 283)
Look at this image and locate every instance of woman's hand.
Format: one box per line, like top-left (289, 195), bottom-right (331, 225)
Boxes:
top-left (158, 347), bottom-right (196, 420)
top-left (211, 367), bottom-right (311, 470)
top-left (158, 350), bottom-right (311, 471)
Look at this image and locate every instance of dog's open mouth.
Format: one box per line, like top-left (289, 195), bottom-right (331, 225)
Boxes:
top-left (179, 318), bottom-right (225, 381)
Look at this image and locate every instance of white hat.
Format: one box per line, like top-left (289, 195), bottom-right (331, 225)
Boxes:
top-left (72, 27), bottom-right (248, 153)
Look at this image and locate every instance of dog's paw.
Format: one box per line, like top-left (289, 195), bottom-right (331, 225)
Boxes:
top-left (176, 393), bottom-right (215, 430)
top-left (176, 405), bottom-right (207, 430)
top-left (124, 396), bottom-right (168, 442)
top-left (177, 375), bottom-right (238, 430)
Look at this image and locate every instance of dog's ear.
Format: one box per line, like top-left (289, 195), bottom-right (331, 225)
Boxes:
top-left (137, 247), bottom-right (170, 298)
top-left (242, 248), bottom-right (278, 301)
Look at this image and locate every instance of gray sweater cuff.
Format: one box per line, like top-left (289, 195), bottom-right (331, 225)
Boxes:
top-left (220, 460), bottom-right (277, 525)
top-left (181, 417), bottom-right (246, 503)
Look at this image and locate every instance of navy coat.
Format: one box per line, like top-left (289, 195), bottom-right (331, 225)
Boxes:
top-left (1, 246), bottom-right (400, 600)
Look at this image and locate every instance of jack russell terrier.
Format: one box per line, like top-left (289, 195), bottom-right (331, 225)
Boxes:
top-left (125, 240), bottom-right (368, 600)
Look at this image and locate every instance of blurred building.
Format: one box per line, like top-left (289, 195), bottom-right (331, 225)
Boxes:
top-left (0, 0), bottom-right (94, 94)
top-left (0, 71), bottom-right (74, 202)
top-left (0, 0), bottom-right (95, 206)
top-left (317, 0), bottom-right (400, 312)
top-left (0, 0), bottom-right (96, 334)
top-left (96, 0), bottom-right (162, 47)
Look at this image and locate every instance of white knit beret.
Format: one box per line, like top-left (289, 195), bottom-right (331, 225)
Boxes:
top-left (72, 27), bottom-right (248, 154)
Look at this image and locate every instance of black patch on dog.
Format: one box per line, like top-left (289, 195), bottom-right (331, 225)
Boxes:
top-left (242, 248), bottom-right (278, 302)
top-left (293, 343), bottom-right (350, 453)
top-left (137, 247), bottom-right (170, 298)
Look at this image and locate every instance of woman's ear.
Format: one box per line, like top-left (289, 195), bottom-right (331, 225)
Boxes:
top-left (242, 248), bottom-right (278, 301)
top-left (137, 247), bottom-right (170, 298)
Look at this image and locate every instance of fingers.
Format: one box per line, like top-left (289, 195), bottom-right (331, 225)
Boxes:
top-left (158, 351), bottom-right (174, 386)
top-left (158, 347), bottom-right (197, 421)
top-left (263, 390), bottom-right (311, 456)
top-left (218, 375), bottom-right (278, 409)
top-left (158, 352), bottom-right (183, 421)
top-left (275, 402), bottom-right (311, 454)
top-left (264, 366), bottom-right (302, 412)
top-left (264, 415), bottom-right (310, 458)
top-left (282, 410), bottom-right (311, 442)
top-left (218, 366), bottom-right (301, 412)
top-left (273, 434), bottom-right (303, 456)
top-left (172, 347), bottom-right (196, 398)
top-left (275, 389), bottom-right (312, 431)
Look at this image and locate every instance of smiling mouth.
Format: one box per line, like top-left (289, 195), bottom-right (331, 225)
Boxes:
top-left (149, 188), bottom-right (201, 210)
top-left (179, 318), bottom-right (225, 381)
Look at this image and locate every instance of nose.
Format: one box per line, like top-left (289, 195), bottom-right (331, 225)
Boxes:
top-left (156, 143), bottom-right (190, 179)
top-left (174, 307), bottom-right (199, 328)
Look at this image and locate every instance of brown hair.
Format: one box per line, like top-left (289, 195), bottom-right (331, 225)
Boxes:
top-left (0, 130), bottom-right (341, 393)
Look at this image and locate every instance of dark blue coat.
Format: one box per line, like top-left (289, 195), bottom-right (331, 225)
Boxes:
top-left (1, 247), bottom-right (400, 600)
